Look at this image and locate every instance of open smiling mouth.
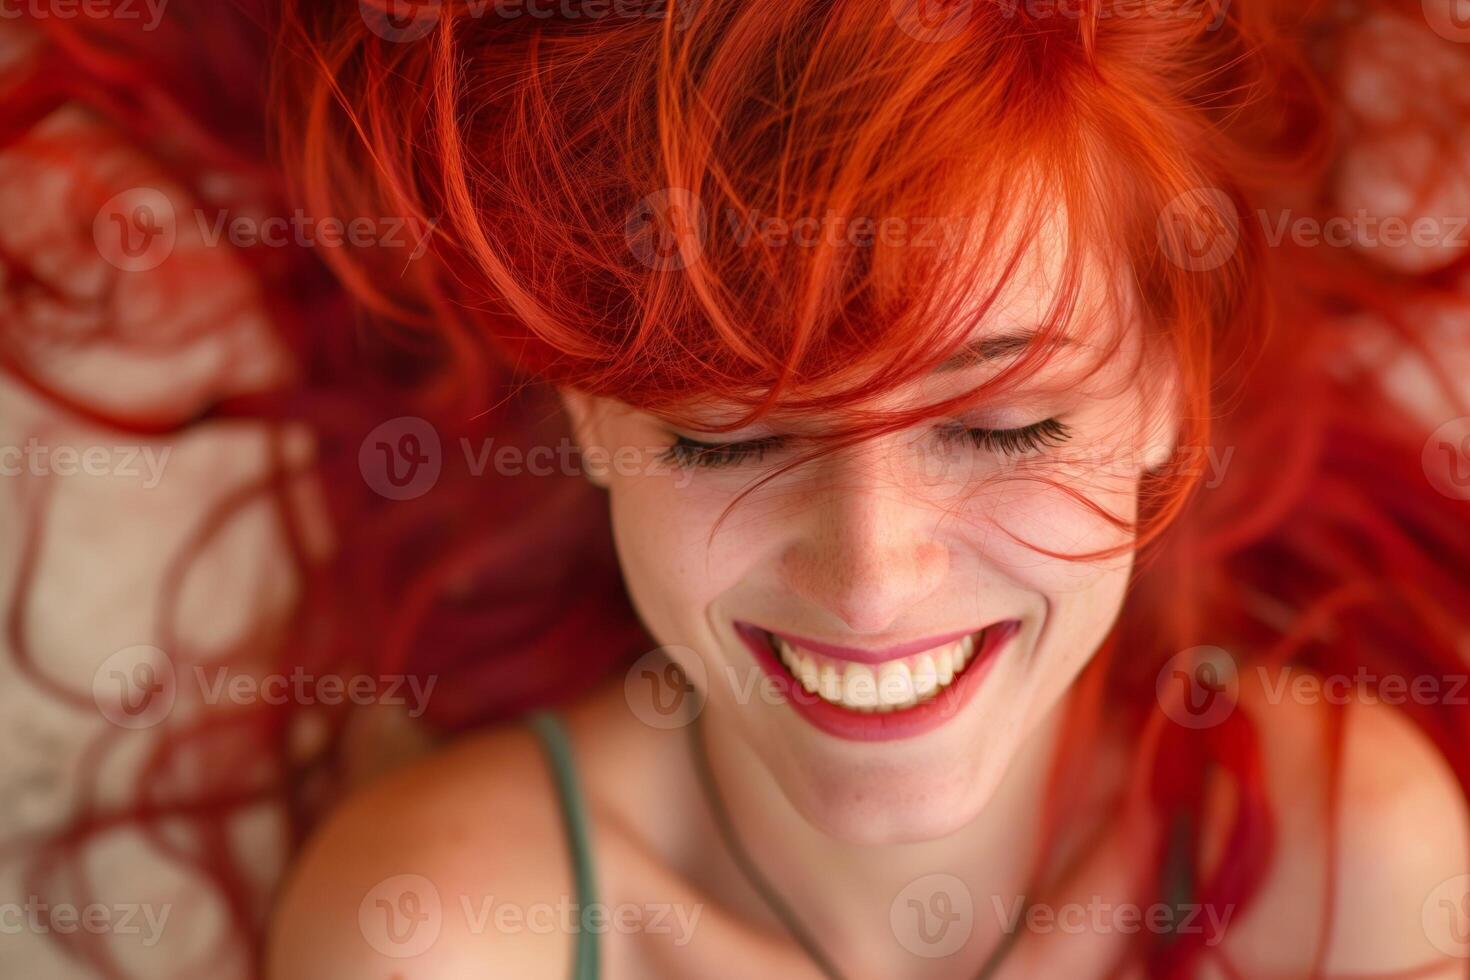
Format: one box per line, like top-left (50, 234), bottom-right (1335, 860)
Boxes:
top-left (732, 620), bottom-right (1020, 741)
top-left (771, 630), bottom-right (983, 712)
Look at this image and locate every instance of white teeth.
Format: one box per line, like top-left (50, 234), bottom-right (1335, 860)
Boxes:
top-left (797, 656), bottom-right (818, 693)
top-left (937, 650), bottom-right (954, 685)
top-left (843, 664), bottom-right (878, 708)
top-left (818, 664), bottom-right (843, 701)
top-left (912, 654), bottom-right (939, 697)
top-left (878, 661), bottom-right (915, 708)
top-left (771, 631), bottom-right (985, 713)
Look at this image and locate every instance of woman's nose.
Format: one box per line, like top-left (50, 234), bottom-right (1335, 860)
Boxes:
top-left (778, 476), bottom-right (950, 635)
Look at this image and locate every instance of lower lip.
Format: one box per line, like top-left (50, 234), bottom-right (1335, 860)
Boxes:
top-left (733, 621), bottom-right (1020, 742)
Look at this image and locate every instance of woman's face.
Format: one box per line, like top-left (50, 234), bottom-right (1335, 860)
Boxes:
top-left (564, 242), bottom-right (1178, 845)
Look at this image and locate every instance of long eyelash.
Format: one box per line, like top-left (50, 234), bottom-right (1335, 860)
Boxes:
top-left (942, 418), bottom-right (1071, 456)
top-left (663, 420), bottom-right (1068, 469)
top-left (660, 435), bottom-right (783, 469)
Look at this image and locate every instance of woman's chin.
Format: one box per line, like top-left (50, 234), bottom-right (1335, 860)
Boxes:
top-left (766, 737), bottom-right (1014, 846)
top-left (795, 778), bottom-right (999, 846)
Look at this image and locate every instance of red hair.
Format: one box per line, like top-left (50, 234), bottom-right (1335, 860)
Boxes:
top-left (2, 0), bottom-right (1468, 976)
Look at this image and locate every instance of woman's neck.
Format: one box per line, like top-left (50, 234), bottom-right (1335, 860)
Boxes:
top-left (686, 694), bottom-right (1075, 979)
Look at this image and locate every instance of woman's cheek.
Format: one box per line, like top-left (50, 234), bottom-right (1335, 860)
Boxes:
top-left (605, 465), bottom-right (751, 643)
top-left (959, 464), bottom-right (1140, 597)
top-left (974, 468), bottom-right (1138, 704)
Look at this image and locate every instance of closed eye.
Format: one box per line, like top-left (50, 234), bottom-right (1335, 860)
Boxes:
top-left (936, 417), bottom-right (1071, 456)
top-left (660, 417), bottom-right (1070, 470)
top-left (659, 434), bottom-right (785, 469)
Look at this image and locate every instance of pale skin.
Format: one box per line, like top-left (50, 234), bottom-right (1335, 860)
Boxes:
top-left (268, 223), bottom-right (1470, 978)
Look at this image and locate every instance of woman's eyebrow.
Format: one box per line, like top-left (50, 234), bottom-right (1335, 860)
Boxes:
top-left (935, 330), bottom-right (1075, 371)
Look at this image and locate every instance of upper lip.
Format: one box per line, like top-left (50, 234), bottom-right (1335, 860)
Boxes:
top-left (737, 621), bottom-right (986, 665)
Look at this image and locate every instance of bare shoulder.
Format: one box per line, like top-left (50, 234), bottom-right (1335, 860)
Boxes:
top-left (1206, 668), bottom-right (1470, 976)
top-left (1323, 689), bottom-right (1470, 973)
top-left (265, 721), bottom-right (576, 980)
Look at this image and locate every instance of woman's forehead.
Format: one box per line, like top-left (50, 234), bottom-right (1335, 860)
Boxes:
top-left (632, 192), bottom-right (1142, 428)
top-left (648, 325), bottom-right (1132, 433)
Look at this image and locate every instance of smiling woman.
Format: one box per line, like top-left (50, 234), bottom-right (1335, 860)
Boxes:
top-left (2, 1), bottom-right (1470, 979)
top-left (546, 200), bottom-right (1178, 853)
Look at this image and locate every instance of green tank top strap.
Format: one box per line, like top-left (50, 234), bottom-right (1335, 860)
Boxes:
top-left (527, 710), bottom-right (600, 980)
top-left (1156, 805), bottom-right (1205, 954)
top-left (1160, 808), bottom-right (1195, 910)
